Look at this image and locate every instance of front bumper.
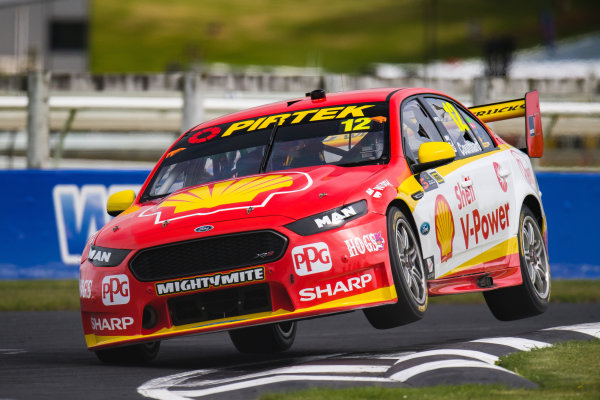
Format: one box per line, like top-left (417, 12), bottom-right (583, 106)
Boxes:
top-left (80, 212), bottom-right (397, 350)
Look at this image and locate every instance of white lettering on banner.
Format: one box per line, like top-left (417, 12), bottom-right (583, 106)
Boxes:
top-left (299, 273), bottom-right (373, 301)
top-left (53, 184), bottom-right (142, 265)
top-left (156, 267), bottom-right (265, 295)
top-left (292, 243), bottom-right (332, 276)
top-left (91, 316), bottom-right (134, 331)
top-left (79, 279), bottom-right (92, 299)
top-left (344, 232), bottom-right (385, 257)
top-left (101, 274), bottom-right (130, 306)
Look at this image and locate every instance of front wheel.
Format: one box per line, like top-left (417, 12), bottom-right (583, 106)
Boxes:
top-left (94, 341), bottom-right (160, 364)
top-left (229, 321), bottom-right (297, 353)
top-left (364, 206), bottom-right (428, 329)
top-left (484, 204), bottom-right (551, 320)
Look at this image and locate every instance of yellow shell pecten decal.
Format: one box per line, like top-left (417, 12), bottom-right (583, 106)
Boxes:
top-left (435, 194), bottom-right (455, 262)
top-left (160, 175), bottom-right (294, 214)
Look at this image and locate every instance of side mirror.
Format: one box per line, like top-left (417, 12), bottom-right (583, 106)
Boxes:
top-left (107, 190), bottom-right (136, 217)
top-left (525, 91), bottom-right (543, 158)
top-left (413, 142), bottom-right (456, 173)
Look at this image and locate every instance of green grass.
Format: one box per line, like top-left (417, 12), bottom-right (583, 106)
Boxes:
top-left (0, 280), bottom-right (80, 311)
top-left (0, 279), bottom-right (598, 311)
top-left (91, 0), bottom-right (600, 73)
top-left (259, 340), bottom-right (600, 400)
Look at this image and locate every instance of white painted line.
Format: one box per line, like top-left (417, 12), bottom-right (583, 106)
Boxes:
top-left (470, 337), bottom-right (551, 351)
top-left (340, 351), bottom-right (415, 360)
top-left (544, 322), bottom-right (600, 339)
top-left (274, 364), bottom-right (390, 374)
top-left (139, 374), bottom-right (393, 400)
top-left (0, 349), bottom-right (26, 355)
top-left (389, 359), bottom-right (518, 382)
top-left (393, 349), bottom-right (499, 365)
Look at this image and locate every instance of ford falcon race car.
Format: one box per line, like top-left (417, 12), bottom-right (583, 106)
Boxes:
top-left (80, 88), bottom-right (550, 363)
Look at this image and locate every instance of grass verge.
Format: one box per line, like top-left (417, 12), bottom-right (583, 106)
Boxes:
top-left (259, 339), bottom-right (600, 400)
top-left (91, 0), bottom-right (600, 73)
top-left (0, 279), bottom-right (598, 311)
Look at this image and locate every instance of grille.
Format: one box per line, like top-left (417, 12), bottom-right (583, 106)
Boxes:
top-left (129, 230), bottom-right (287, 282)
top-left (168, 283), bottom-right (271, 326)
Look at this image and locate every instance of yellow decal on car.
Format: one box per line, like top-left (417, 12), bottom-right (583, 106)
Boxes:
top-left (222, 105), bottom-right (376, 137)
top-left (160, 174), bottom-right (294, 213)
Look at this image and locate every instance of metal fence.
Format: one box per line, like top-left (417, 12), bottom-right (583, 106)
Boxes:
top-left (1, 71), bottom-right (600, 168)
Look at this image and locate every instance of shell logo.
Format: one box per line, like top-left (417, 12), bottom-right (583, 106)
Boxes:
top-left (435, 195), bottom-right (455, 262)
top-left (161, 175), bottom-right (294, 214)
top-left (140, 172), bottom-right (313, 224)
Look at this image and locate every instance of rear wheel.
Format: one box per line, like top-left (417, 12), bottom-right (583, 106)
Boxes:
top-left (484, 204), bottom-right (550, 320)
top-left (364, 206), bottom-right (428, 329)
top-left (94, 341), bottom-right (160, 364)
top-left (229, 321), bottom-right (296, 353)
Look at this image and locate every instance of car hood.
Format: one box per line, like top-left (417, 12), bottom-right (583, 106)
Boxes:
top-left (94, 165), bottom-right (384, 249)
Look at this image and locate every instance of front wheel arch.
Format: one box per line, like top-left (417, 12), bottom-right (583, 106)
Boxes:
top-left (523, 194), bottom-right (545, 233)
top-left (386, 199), bottom-right (421, 247)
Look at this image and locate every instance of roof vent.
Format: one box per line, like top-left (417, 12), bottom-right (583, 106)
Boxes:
top-left (305, 89), bottom-right (326, 101)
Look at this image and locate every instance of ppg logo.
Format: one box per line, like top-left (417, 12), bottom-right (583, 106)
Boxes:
top-left (292, 242), bottom-right (332, 276)
top-left (101, 274), bottom-right (130, 306)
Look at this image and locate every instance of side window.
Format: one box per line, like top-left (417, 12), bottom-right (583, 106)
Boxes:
top-left (401, 99), bottom-right (444, 164)
top-left (457, 108), bottom-right (495, 150)
top-left (425, 97), bottom-right (483, 158)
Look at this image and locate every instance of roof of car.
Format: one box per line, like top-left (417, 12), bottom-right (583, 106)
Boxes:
top-left (191, 87), bottom-right (408, 130)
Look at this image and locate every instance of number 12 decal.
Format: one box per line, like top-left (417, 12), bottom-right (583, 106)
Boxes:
top-left (341, 118), bottom-right (371, 132)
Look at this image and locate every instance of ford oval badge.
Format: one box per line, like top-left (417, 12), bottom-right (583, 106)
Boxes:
top-left (194, 225), bottom-right (214, 233)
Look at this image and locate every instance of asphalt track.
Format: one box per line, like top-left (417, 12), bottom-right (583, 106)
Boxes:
top-left (1, 303), bottom-right (599, 400)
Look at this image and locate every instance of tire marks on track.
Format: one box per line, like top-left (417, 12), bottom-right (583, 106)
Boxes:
top-left (138, 322), bottom-right (600, 400)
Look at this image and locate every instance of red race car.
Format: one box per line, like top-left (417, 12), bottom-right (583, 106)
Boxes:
top-left (80, 87), bottom-right (550, 363)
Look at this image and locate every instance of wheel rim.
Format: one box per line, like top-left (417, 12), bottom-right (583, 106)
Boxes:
top-left (521, 215), bottom-right (550, 300)
top-left (394, 218), bottom-right (427, 305)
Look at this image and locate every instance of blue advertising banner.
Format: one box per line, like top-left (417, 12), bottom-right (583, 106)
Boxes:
top-left (0, 169), bottom-right (149, 279)
top-left (536, 172), bottom-right (600, 279)
top-left (0, 170), bottom-right (597, 279)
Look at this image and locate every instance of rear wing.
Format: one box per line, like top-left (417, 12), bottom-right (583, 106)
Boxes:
top-left (469, 90), bottom-right (543, 158)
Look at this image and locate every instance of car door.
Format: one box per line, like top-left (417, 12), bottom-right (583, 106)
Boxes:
top-left (400, 97), bottom-right (479, 280)
top-left (421, 96), bottom-right (516, 277)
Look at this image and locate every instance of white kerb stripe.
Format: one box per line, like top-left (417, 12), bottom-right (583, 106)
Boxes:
top-left (272, 364), bottom-right (390, 374)
top-left (149, 375), bottom-right (393, 399)
top-left (544, 322), bottom-right (600, 339)
top-left (393, 349), bottom-right (499, 365)
top-left (389, 359), bottom-right (518, 382)
top-left (470, 337), bottom-right (551, 351)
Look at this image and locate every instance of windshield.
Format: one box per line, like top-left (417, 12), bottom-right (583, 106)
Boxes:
top-left (142, 102), bottom-right (389, 201)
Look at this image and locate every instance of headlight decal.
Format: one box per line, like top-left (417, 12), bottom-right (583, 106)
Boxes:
top-left (88, 245), bottom-right (131, 267)
top-left (285, 200), bottom-right (367, 236)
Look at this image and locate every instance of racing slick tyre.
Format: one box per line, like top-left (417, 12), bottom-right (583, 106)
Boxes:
top-left (229, 321), bottom-right (297, 353)
top-left (484, 205), bottom-right (551, 321)
top-left (94, 341), bottom-right (160, 364)
top-left (364, 206), bottom-right (428, 329)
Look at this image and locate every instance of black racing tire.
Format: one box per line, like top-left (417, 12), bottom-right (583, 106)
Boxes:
top-left (364, 206), bottom-right (428, 329)
top-left (484, 204), bottom-right (551, 321)
top-left (94, 341), bottom-right (160, 364)
top-left (229, 321), bottom-right (297, 353)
